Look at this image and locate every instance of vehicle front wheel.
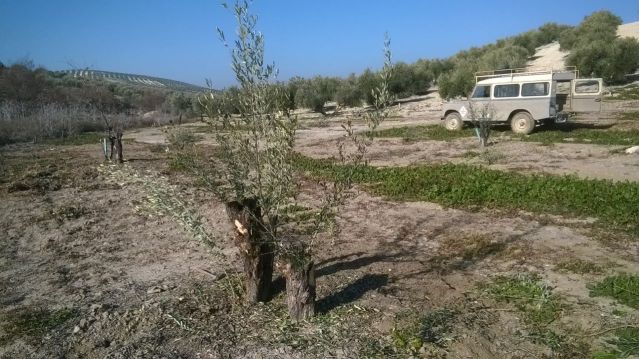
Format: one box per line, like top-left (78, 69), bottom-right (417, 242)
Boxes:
top-left (510, 112), bottom-right (535, 135)
top-left (444, 112), bottom-right (463, 131)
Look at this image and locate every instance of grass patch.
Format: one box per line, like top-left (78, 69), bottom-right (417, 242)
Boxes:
top-left (372, 125), bottom-right (474, 141)
top-left (590, 274), bottom-right (639, 308)
top-left (294, 155), bottom-right (639, 235)
top-left (391, 309), bottom-right (457, 354)
top-left (520, 127), bottom-right (639, 146)
top-left (370, 124), bottom-right (639, 146)
top-left (484, 274), bottom-right (563, 326)
top-left (593, 327), bottom-right (639, 358)
top-left (556, 259), bottom-right (605, 274)
top-left (7, 164), bottom-right (62, 193)
top-left (481, 274), bottom-right (589, 354)
top-left (617, 111), bottom-right (639, 122)
top-left (43, 132), bottom-right (104, 146)
top-left (1, 307), bottom-right (76, 344)
top-left (607, 85), bottom-right (639, 101)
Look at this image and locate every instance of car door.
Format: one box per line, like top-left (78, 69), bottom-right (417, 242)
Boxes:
top-left (466, 84), bottom-right (492, 120)
top-left (570, 78), bottom-right (602, 112)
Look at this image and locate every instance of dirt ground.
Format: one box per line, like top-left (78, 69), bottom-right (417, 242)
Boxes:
top-left (1, 97), bottom-right (638, 358)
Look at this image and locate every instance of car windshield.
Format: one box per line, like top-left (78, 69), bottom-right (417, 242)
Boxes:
top-left (472, 85), bottom-right (490, 98)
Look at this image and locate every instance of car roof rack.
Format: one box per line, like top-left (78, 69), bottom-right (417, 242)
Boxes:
top-left (474, 67), bottom-right (578, 83)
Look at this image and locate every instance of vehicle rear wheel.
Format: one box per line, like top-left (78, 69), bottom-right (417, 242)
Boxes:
top-left (510, 112), bottom-right (535, 135)
top-left (444, 112), bottom-right (463, 131)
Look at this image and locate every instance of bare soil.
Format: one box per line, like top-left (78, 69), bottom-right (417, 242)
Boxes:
top-left (1, 98), bottom-right (638, 358)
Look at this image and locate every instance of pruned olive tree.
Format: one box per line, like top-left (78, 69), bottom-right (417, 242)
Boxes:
top-left (467, 101), bottom-right (494, 148)
top-left (195, 0), bottom-right (393, 320)
top-left (197, 0), bottom-right (297, 304)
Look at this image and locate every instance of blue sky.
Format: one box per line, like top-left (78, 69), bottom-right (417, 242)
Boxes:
top-left (1, 1), bottom-right (638, 88)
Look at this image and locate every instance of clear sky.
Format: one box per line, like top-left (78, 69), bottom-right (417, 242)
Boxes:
top-left (1, 1), bottom-right (638, 88)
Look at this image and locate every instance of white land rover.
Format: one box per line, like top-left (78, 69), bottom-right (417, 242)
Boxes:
top-left (441, 68), bottom-right (603, 135)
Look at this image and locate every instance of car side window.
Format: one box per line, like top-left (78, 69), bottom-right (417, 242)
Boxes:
top-left (522, 82), bottom-right (549, 97)
top-left (494, 84), bottom-right (520, 98)
top-left (472, 85), bottom-right (491, 98)
top-left (574, 80), bottom-right (600, 94)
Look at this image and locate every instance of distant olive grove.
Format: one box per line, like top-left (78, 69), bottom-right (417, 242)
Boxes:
top-left (208, 10), bottom-right (639, 110)
top-left (0, 60), bottom-right (200, 145)
top-left (1, 10), bottom-right (637, 145)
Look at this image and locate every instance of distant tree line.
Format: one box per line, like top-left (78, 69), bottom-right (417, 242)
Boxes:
top-left (0, 61), bottom-right (201, 144)
top-left (207, 10), bottom-right (639, 108)
top-left (560, 11), bottom-right (639, 83)
top-left (0, 61), bottom-right (200, 115)
top-left (2, 10), bottom-right (637, 143)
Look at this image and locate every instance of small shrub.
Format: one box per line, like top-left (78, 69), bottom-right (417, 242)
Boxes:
top-left (418, 309), bottom-right (457, 345)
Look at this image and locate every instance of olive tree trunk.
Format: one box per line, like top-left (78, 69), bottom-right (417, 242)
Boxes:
top-left (279, 257), bottom-right (316, 321)
top-left (225, 198), bottom-right (274, 303)
top-left (115, 131), bottom-right (124, 163)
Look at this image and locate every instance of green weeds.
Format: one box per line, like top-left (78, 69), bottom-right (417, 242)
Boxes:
top-left (390, 308), bottom-right (457, 355)
top-left (294, 155), bottom-right (639, 235)
top-left (590, 274), bottom-right (639, 308)
top-left (482, 274), bottom-right (582, 353)
top-left (370, 124), bottom-right (639, 146)
top-left (43, 132), bottom-right (104, 146)
top-left (372, 125), bottom-right (474, 141)
top-left (607, 85), bottom-right (639, 100)
top-left (556, 259), bottom-right (605, 274)
top-left (484, 274), bottom-right (563, 326)
top-left (1, 307), bottom-right (76, 344)
top-left (521, 127), bottom-right (639, 146)
top-left (592, 327), bottom-right (639, 358)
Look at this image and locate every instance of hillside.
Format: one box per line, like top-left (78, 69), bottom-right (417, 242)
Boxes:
top-left (57, 69), bottom-right (208, 93)
top-left (527, 21), bottom-right (639, 71)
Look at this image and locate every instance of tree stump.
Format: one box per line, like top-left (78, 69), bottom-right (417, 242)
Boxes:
top-left (279, 258), bottom-right (316, 321)
top-left (108, 133), bottom-right (115, 161)
top-left (225, 198), bottom-right (274, 303)
top-left (115, 131), bottom-right (124, 163)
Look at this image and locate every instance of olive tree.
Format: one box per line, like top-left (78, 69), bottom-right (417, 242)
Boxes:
top-left (196, 0), bottom-right (393, 321)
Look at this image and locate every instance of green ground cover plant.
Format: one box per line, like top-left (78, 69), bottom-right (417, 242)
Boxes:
top-left (294, 155), bottom-right (639, 235)
top-left (590, 274), bottom-right (639, 308)
top-left (372, 125), bottom-right (474, 141)
top-left (607, 85), bottom-right (639, 101)
top-left (373, 124), bottom-right (639, 146)
top-left (485, 274), bottom-right (563, 326)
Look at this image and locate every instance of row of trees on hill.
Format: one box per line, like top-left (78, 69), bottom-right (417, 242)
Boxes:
top-left (560, 11), bottom-right (639, 83)
top-left (438, 23), bottom-right (572, 99)
top-left (204, 58), bottom-right (453, 115)
top-left (0, 61), bottom-right (200, 144)
top-left (206, 10), bottom-right (639, 107)
top-left (0, 61), bottom-right (199, 115)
